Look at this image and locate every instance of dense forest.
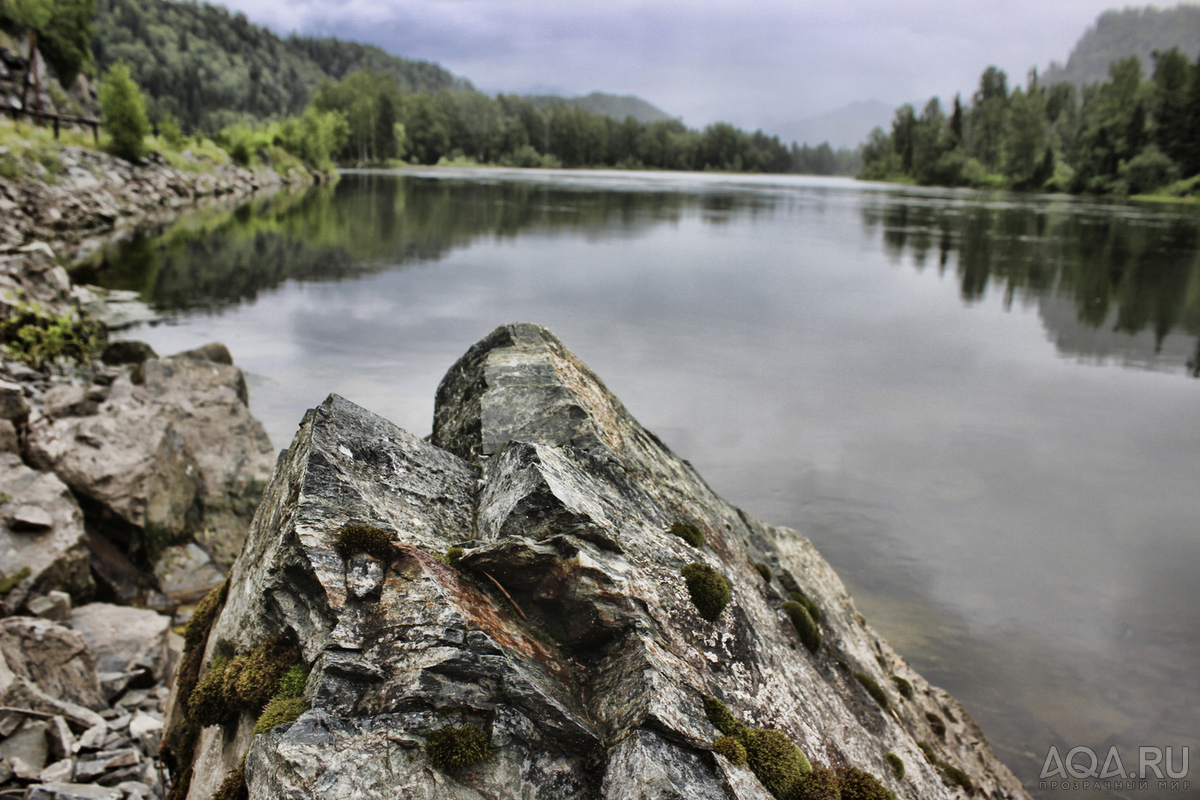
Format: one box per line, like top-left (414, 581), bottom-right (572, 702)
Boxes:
top-left (860, 51), bottom-right (1200, 195)
top-left (88, 0), bottom-right (467, 132)
top-left (1043, 4), bottom-right (1200, 87)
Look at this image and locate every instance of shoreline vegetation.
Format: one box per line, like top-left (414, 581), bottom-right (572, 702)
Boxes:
top-left (858, 54), bottom-right (1200, 201)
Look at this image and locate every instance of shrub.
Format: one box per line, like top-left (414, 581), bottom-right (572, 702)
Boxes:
top-left (755, 562), bottom-right (773, 582)
top-left (782, 601), bottom-right (822, 654)
top-left (743, 728), bottom-right (811, 799)
top-left (714, 735), bottom-right (747, 766)
top-left (681, 562), bottom-right (731, 622)
top-left (925, 712), bottom-right (946, 738)
top-left (0, 301), bottom-right (103, 370)
top-left (670, 521), bottom-right (705, 548)
top-left (789, 764), bottom-right (841, 800)
top-left (884, 752), bottom-right (904, 779)
top-left (426, 724), bottom-right (491, 771)
top-left (99, 63), bottom-right (151, 161)
top-left (253, 696), bottom-right (308, 735)
top-left (788, 592), bottom-right (823, 622)
top-left (1119, 145), bottom-right (1180, 195)
top-left (852, 673), bottom-right (889, 709)
top-left (159, 112), bottom-right (186, 150)
top-left (835, 765), bottom-right (893, 800)
top-left (889, 676), bottom-right (912, 700)
top-left (703, 696), bottom-right (741, 737)
top-left (336, 524), bottom-right (393, 559)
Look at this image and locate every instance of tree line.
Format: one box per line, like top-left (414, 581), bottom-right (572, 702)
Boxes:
top-left (860, 51), bottom-right (1200, 195)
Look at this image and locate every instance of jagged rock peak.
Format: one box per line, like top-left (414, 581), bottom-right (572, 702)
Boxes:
top-left (163, 324), bottom-right (1029, 800)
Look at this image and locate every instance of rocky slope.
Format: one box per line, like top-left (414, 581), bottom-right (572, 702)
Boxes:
top-left (167, 322), bottom-right (1029, 800)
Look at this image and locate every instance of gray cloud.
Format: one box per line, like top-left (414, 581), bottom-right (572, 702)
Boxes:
top-left (218, 0), bottom-right (1136, 135)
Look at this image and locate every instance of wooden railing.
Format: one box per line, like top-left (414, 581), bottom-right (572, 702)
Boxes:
top-left (4, 105), bottom-right (99, 144)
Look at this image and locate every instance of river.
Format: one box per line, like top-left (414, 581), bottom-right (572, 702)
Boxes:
top-left (75, 168), bottom-right (1200, 799)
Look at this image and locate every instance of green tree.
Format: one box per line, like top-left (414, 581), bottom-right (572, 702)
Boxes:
top-left (967, 66), bottom-right (1010, 171)
top-left (1005, 84), bottom-right (1049, 186)
top-left (1072, 57), bottom-right (1148, 192)
top-left (1151, 48), bottom-right (1193, 169)
top-left (99, 62), bottom-right (151, 161)
top-left (36, 0), bottom-right (94, 84)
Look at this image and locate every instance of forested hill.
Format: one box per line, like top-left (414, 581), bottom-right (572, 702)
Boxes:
top-left (1043, 4), bottom-right (1200, 86)
top-left (91, 0), bottom-right (469, 132)
top-left (528, 92), bottom-right (676, 124)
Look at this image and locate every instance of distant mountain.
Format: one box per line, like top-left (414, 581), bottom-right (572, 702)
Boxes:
top-left (1044, 4), bottom-right (1200, 86)
top-left (527, 92), bottom-right (675, 124)
top-left (772, 101), bottom-right (893, 150)
top-left (91, 0), bottom-right (470, 131)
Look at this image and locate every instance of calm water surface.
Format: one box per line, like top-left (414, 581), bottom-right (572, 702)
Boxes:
top-left (78, 169), bottom-right (1200, 798)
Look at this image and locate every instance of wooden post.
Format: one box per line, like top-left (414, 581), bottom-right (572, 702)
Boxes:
top-left (53, 115), bottom-right (59, 139)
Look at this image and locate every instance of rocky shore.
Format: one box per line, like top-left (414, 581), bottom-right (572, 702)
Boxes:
top-left (1, 147), bottom-right (287, 798)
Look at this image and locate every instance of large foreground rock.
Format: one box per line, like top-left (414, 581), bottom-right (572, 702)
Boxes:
top-left (26, 349), bottom-right (275, 566)
top-left (167, 323), bottom-right (1029, 800)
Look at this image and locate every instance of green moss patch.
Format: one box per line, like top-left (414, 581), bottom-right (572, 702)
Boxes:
top-left (426, 724), bottom-right (491, 772)
top-left (441, 546), bottom-right (464, 567)
top-left (714, 735), bottom-right (747, 766)
top-left (253, 696), bottom-right (309, 735)
top-left (925, 711), bottom-right (946, 738)
top-left (670, 521), bottom-right (705, 548)
top-left (852, 672), bottom-right (889, 709)
top-left (938, 762), bottom-right (975, 795)
top-left (790, 764), bottom-right (842, 800)
top-left (788, 592), bottom-right (823, 622)
top-left (703, 696), bottom-right (741, 737)
top-left (212, 760), bottom-right (247, 800)
top-left (189, 640), bottom-right (301, 727)
top-left (836, 765), bottom-right (894, 799)
top-left (743, 728), bottom-right (811, 798)
top-left (335, 523), bottom-right (393, 559)
top-left (754, 562), bottom-right (772, 582)
top-left (884, 752), bottom-right (904, 779)
top-left (781, 601), bottom-right (822, 654)
top-left (917, 741), bottom-right (937, 763)
top-left (889, 676), bottom-right (913, 700)
top-left (0, 566), bottom-right (31, 594)
top-left (681, 562), bottom-right (731, 622)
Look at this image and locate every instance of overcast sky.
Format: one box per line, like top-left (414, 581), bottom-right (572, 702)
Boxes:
top-left (214, 0), bottom-right (1142, 132)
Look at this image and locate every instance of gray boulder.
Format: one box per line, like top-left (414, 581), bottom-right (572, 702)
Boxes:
top-left (69, 603), bottom-right (171, 684)
top-left (0, 617), bottom-right (104, 710)
top-left (0, 453), bottom-right (93, 609)
top-left (165, 323), bottom-right (1028, 800)
top-left (26, 349), bottom-right (275, 565)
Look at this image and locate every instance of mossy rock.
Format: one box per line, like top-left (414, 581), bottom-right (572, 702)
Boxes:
top-left (681, 562), bottom-right (731, 622)
top-left (790, 764), bottom-right (841, 800)
top-left (917, 741), bottom-right (937, 763)
top-left (189, 655), bottom-right (237, 727)
top-left (229, 640), bottom-right (300, 709)
top-left (442, 546), bottom-right (464, 567)
top-left (742, 728), bottom-right (810, 799)
top-left (703, 696), bottom-right (741, 737)
top-left (184, 582), bottom-right (228, 649)
top-left (836, 765), bottom-right (894, 800)
top-left (273, 665), bottom-right (308, 700)
top-left (713, 735), bottom-right (747, 766)
top-left (754, 562), bottom-right (772, 582)
top-left (884, 752), bottom-right (904, 779)
top-left (426, 724), bottom-right (491, 772)
top-left (0, 566), bottom-right (31, 594)
top-left (335, 523), bottom-right (393, 559)
top-left (253, 696), bottom-right (309, 735)
top-left (852, 672), bottom-right (889, 709)
top-left (670, 521), bottom-right (705, 548)
top-left (889, 676), bottom-right (913, 700)
top-left (781, 601), bottom-right (822, 654)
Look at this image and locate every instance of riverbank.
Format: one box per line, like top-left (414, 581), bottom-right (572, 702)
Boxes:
top-left (0, 123), bottom-right (292, 798)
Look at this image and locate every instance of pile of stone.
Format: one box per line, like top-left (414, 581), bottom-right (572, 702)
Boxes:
top-left (0, 145), bottom-right (310, 255)
top-left (0, 601), bottom-right (174, 800)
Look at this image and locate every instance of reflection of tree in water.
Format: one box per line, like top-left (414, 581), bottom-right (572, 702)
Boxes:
top-left (76, 174), bottom-right (725, 312)
top-left (862, 196), bottom-right (1200, 374)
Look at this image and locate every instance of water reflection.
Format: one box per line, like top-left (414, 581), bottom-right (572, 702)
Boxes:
top-left (78, 175), bottom-right (1200, 378)
top-left (861, 194), bottom-right (1200, 376)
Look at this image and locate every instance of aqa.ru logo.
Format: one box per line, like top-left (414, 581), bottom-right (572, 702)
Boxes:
top-left (1039, 746), bottom-right (1190, 792)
